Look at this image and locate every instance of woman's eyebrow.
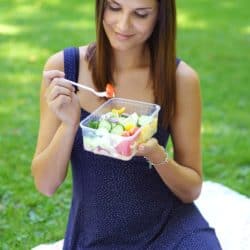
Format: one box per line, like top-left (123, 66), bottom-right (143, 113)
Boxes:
top-left (135, 7), bottom-right (153, 11)
top-left (109, 0), bottom-right (120, 5)
top-left (109, 0), bottom-right (154, 10)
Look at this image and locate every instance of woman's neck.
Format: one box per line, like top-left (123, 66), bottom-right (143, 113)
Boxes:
top-left (113, 45), bottom-right (150, 71)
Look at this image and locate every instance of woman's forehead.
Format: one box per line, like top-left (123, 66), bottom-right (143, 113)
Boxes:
top-left (107, 0), bottom-right (158, 9)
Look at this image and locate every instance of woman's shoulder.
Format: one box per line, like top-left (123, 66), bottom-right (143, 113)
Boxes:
top-left (176, 60), bottom-right (200, 92)
top-left (43, 44), bottom-right (91, 71)
top-left (79, 44), bottom-right (92, 61)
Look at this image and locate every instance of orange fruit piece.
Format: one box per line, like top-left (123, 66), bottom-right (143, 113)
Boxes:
top-left (106, 83), bottom-right (115, 98)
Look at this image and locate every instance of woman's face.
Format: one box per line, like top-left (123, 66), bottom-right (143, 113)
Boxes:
top-left (103, 0), bottom-right (159, 52)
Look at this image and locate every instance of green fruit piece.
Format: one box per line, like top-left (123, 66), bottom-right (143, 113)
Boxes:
top-left (88, 120), bottom-right (99, 129)
top-left (110, 124), bottom-right (124, 135)
top-left (98, 119), bottom-right (112, 132)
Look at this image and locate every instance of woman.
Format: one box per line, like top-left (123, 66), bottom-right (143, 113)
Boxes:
top-left (31, 0), bottom-right (222, 249)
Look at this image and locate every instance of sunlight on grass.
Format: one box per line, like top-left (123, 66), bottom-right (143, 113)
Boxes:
top-left (0, 41), bottom-right (49, 61)
top-left (0, 105), bottom-right (13, 115)
top-left (0, 24), bottom-right (20, 35)
top-left (57, 19), bottom-right (93, 30)
top-left (201, 122), bottom-right (235, 137)
top-left (220, 1), bottom-right (236, 8)
top-left (14, 4), bottom-right (40, 14)
top-left (177, 11), bottom-right (208, 29)
top-left (202, 122), bottom-right (232, 136)
top-left (241, 26), bottom-right (250, 34)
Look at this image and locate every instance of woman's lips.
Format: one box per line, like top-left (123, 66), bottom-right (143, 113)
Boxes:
top-left (115, 32), bottom-right (134, 41)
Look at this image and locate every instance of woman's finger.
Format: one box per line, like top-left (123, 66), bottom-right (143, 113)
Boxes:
top-left (48, 94), bottom-right (72, 111)
top-left (51, 77), bottom-right (75, 92)
top-left (137, 138), bottom-right (159, 156)
top-left (47, 85), bottom-right (72, 102)
top-left (43, 70), bottom-right (65, 87)
top-left (43, 70), bottom-right (65, 81)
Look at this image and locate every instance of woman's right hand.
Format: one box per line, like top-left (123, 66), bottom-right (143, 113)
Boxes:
top-left (43, 70), bottom-right (81, 127)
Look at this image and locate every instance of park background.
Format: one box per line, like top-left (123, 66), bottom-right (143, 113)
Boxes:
top-left (0, 0), bottom-right (249, 249)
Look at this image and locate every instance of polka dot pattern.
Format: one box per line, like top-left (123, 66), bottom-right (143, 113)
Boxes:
top-left (63, 47), bottom-right (222, 250)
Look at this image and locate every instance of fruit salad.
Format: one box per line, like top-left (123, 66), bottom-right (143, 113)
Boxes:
top-left (81, 101), bottom-right (159, 160)
top-left (105, 83), bottom-right (115, 98)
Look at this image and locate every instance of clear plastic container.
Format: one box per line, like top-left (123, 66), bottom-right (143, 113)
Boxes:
top-left (80, 98), bottom-right (161, 161)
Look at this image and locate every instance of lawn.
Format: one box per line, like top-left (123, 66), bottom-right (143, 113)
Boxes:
top-left (0, 0), bottom-right (249, 249)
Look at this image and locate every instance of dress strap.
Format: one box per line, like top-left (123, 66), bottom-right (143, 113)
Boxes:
top-left (63, 47), bottom-right (80, 92)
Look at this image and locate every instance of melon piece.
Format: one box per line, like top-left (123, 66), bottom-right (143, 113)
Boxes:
top-left (115, 139), bottom-right (134, 156)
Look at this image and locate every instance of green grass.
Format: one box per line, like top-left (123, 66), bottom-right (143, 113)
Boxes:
top-left (176, 0), bottom-right (250, 193)
top-left (0, 0), bottom-right (249, 249)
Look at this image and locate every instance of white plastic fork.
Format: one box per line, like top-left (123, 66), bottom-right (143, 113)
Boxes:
top-left (66, 80), bottom-right (110, 98)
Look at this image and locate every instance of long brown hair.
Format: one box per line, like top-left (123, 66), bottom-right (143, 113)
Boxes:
top-left (86, 0), bottom-right (177, 128)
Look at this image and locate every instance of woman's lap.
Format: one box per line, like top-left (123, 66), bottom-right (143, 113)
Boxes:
top-left (174, 227), bottom-right (222, 250)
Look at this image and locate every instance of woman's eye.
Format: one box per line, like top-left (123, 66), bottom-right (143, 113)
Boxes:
top-left (108, 4), bottom-right (120, 11)
top-left (135, 12), bottom-right (149, 18)
top-left (106, 2), bottom-right (149, 18)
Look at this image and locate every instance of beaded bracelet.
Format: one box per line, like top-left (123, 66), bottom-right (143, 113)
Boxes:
top-left (144, 150), bottom-right (169, 169)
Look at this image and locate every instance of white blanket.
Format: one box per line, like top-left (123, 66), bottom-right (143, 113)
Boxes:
top-left (32, 181), bottom-right (250, 250)
top-left (195, 181), bottom-right (250, 250)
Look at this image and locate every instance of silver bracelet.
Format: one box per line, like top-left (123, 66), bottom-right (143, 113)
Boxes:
top-left (144, 150), bottom-right (169, 169)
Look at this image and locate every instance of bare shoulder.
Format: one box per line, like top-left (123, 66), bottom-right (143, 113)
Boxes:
top-left (43, 45), bottom-right (90, 72)
top-left (41, 44), bottom-right (92, 95)
top-left (78, 45), bottom-right (95, 84)
top-left (78, 45), bottom-right (92, 71)
top-left (79, 45), bottom-right (90, 61)
top-left (173, 60), bottom-right (202, 121)
top-left (171, 60), bottom-right (202, 133)
top-left (176, 61), bottom-right (200, 94)
top-left (43, 50), bottom-right (64, 71)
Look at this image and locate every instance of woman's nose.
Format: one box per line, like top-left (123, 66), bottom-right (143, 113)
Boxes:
top-left (116, 13), bottom-right (131, 32)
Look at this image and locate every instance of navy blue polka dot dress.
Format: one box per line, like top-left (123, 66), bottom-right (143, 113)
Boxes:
top-left (63, 47), bottom-right (222, 250)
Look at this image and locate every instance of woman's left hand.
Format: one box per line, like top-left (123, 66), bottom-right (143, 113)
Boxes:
top-left (136, 138), bottom-right (167, 164)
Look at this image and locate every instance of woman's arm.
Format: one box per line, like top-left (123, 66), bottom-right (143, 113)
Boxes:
top-left (31, 52), bottom-right (80, 196)
top-left (137, 61), bottom-right (202, 203)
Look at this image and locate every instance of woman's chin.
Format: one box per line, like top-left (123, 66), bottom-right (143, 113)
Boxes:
top-left (109, 41), bottom-right (138, 52)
